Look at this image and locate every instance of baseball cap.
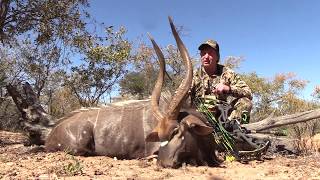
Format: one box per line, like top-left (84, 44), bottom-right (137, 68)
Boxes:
top-left (198, 39), bottom-right (220, 61)
top-left (198, 39), bottom-right (219, 51)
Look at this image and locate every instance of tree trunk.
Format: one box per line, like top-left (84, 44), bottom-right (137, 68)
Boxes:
top-left (241, 110), bottom-right (320, 154)
top-left (243, 109), bottom-right (320, 132)
top-left (6, 82), bottom-right (53, 145)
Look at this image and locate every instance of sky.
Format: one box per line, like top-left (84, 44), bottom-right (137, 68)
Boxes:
top-left (88, 0), bottom-right (320, 99)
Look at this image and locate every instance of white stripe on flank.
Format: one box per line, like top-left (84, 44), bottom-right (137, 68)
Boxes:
top-left (94, 108), bottom-right (100, 129)
top-left (142, 106), bottom-right (147, 156)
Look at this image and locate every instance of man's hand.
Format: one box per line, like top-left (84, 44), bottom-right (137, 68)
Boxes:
top-left (212, 83), bottom-right (230, 95)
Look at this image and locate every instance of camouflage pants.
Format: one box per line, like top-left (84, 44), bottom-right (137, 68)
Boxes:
top-left (228, 97), bottom-right (252, 123)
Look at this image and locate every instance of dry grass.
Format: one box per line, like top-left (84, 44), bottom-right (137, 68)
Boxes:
top-left (293, 133), bottom-right (320, 155)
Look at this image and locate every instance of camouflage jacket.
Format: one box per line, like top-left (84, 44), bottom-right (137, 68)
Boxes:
top-left (190, 64), bottom-right (252, 108)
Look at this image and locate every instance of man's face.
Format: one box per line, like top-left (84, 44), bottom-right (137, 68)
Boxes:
top-left (200, 46), bottom-right (218, 68)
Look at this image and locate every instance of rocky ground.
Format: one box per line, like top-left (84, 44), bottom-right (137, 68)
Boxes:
top-left (0, 131), bottom-right (320, 180)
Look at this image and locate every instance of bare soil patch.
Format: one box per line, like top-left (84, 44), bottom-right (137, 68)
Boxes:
top-left (0, 131), bottom-right (319, 180)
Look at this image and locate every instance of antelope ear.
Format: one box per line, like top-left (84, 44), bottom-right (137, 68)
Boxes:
top-left (146, 130), bottom-right (160, 142)
top-left (184, 115), bottom-right (213, 136)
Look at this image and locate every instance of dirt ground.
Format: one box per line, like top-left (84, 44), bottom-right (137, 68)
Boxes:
top-left (0, 131), bottom-right (320, 180)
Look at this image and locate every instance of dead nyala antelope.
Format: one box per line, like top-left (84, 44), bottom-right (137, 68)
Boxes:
top-left (9, 17), bottom-right (220, 168)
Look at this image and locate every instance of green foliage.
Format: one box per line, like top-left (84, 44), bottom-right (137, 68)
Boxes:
top-left (19, 40), bottom-right (68, 97)
top-left (0, 0), bottom-right (94, 91)
top-left (0, 0), bottom-right (91, 49)
top-left (312, 85), bottom-right (320, 100)
top-left (235, 62), bottom-right (320, 141)
top-left (63, 154), bottom-right (83, 176)
top-left (120, 39), bottom-right (196, 98)
top-left (121, 42), bottom-right (157, 98)
top-left (66, 26), bottom-right (131, 106)
top-left (0, 48), bottom-right (24, 87)
top-left (0, 0), bottom-right (102, 129)
top-left (0, 0), bottom-right (132, 113)
top-left (0, 61), bottom-right (8, 87)
top-left (49, 86), bottom-right (81, 119)
top-left (241, 72), bottom-right (312, 122)
top-left (119, 71), bottom-right (150, 99)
